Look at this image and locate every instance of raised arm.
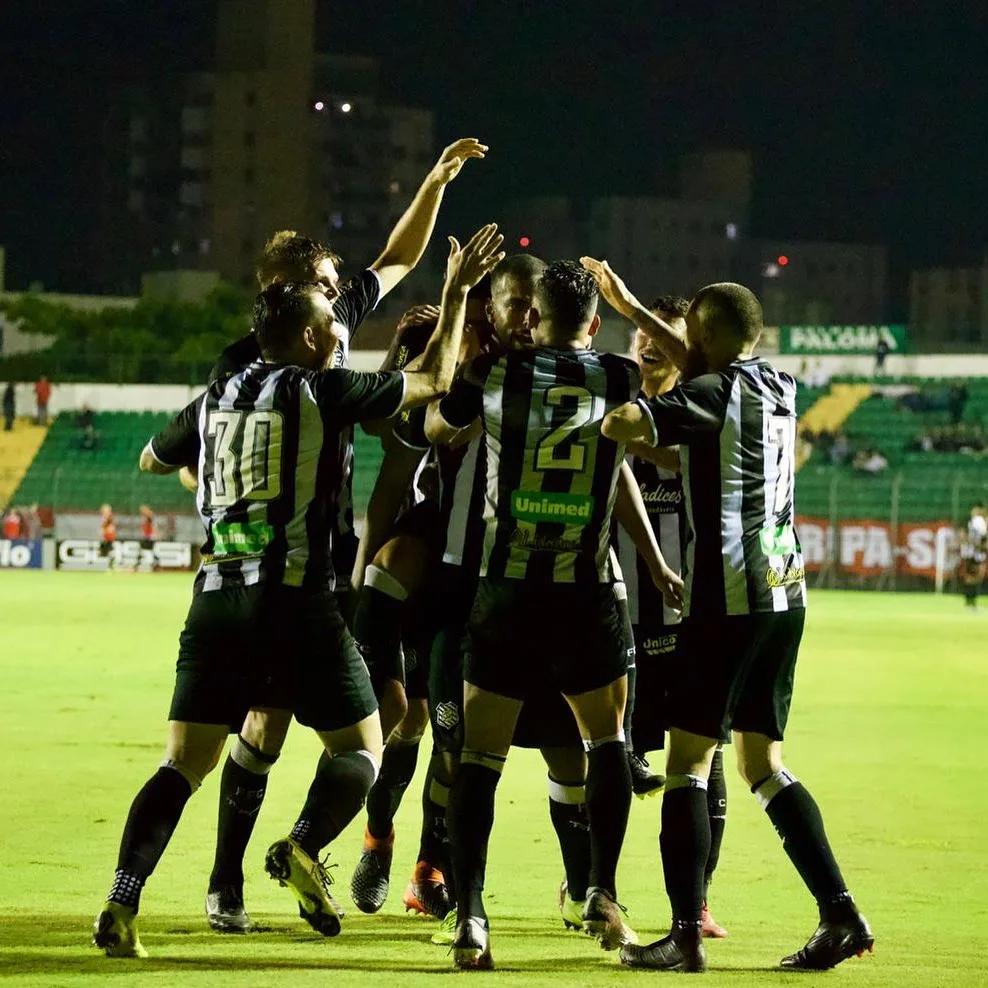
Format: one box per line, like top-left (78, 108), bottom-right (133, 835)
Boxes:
top-left (581, 256), bottom-right (688, 372)
top-left (371, 138), bottom-right (488, 297)
top-left (399, 224), bottom-right (504, 409)
top-left (613, 460), bottom-right (684, 611)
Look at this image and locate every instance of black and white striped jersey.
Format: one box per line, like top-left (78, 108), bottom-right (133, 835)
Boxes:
top-left (209, 269), bottom-right (382, 586)
top-left (615, 456), bottom-right (687, 643)
top-left (151, 361), bottom-right (404, 593)
top-left (638, 357), bottom-right (806, 618)
top-left (439, 347), bottom-right (640, 584)
top-left (438, 435), bottom-right (486, 574)
top-left (962, 515), bottom-right (988, 562)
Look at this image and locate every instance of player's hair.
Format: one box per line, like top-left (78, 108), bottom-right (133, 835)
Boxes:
top-left (255, 230), bottom-right (341, 289)
top-left (538, 260), bottom-right (599, 331)
top-left (253, 281), bottom-right (321, 357)
top-left (690, 282), bottom-right (763, 345)
top-left (648, 294), bottom-right (690, 319)
top-left (490, 254), bottom-right (547, 294)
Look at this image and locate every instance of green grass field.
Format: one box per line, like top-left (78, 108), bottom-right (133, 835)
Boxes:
top-left (1, 572), bottom-right (986, 987)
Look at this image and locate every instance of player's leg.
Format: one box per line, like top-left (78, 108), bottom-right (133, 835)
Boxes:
top-left (701, 743), bottom-right (729, 938)
top-left (448, 681), bottom-right (521, 969)
top-left (94, 721), bottom-right (227, 957)
top-left (539, 744), bottom-right (591, 930)
top-left (616, 584), bottom-right (663, 797)
top-left (352, 531), bottom-right (431, 739)
top-left (206, 707), bottom-right (291, 932)
top-left (351, 696), bottom-right (429, 914)
top-left (95, 587), bottom-right (252, 957)
top-left (734, 610), bottom-right (871, 969)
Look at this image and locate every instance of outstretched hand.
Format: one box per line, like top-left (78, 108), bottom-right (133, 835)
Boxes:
top-left (446, 223), bottom-right (506, 292)
top-left (580, 256), bottom-right (641, 320)
top-left (431, 138), bottom-right (489, 185)
top-left (396, 304), bottom-right (442, 334)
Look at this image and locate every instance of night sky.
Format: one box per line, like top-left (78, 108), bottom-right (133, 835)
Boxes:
top-left (1, 0), bottom-right (986, 311)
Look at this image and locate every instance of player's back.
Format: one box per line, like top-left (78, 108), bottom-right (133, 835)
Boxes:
top-left (480, 346), bottom-right (639, 584)
top-left (679, 357), bottom-right (805, 616)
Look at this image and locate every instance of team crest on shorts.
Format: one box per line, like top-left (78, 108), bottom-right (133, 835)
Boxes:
top-left (435, 702), bottom-right (460, 730)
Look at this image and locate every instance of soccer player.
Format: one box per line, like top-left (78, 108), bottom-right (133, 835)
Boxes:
top-left (201, 137), bottom-right (488, 933)
top-left (958, 502), bottom-right (987, 609)
top-left (616, 295), bottom-right (728, 940)
top-left (586, 257), bottom-right (873, 973)
top-left (348, 284), bottom-right (493, 919)
top-left (99, 504), bottom-right (117, 571)
top-left (134, 505), bottom-right (158, 573)
top-left (428, 261), bottom-right (683, 969)
top-left (90, 225), bottom-right (504, 959)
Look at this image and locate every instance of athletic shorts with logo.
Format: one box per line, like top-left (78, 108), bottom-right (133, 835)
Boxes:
top-left (169, 583), bottom-right (377, 732)
top-left (666, 610), bottom-right (805, 743)
top-left (464, 576), bottom-right (629, 703)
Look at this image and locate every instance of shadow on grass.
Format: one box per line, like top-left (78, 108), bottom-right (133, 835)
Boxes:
top-left (0, 913), bottom-right (644, 976)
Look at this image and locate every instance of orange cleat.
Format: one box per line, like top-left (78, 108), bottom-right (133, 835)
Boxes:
top-left (701, 901), bottom-right (728, 939)
top-left (402, 860), bottom-right (451, 918)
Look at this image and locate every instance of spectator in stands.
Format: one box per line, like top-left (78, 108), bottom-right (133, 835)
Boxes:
top-left (34, 376), bottom-right (51, 426)
top-left (830, 432), bottom-right (850, 466)
top-left (874, 337), bottom-right (890, 376)
top-left (3, 382), bottom-right (14, 431)
top-left (76, 405), bottom-right (98, 451)
top-left (905, 431), bottom-right (935, 453)
top-left (853, 447), bottom-right (889, 475)
top-left (809, 359), bottom-right (831, 389)
top-left (2, 509), bottom-right (23, 539)
top-left (948, 382), bottom-right (969, 426)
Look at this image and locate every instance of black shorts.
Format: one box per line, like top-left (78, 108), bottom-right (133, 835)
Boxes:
top-left (629, 624), bottom-right (678, 754)
top-left (427, 564), bottom-right (477, 753)
top-left (140, 538), bottom-right (155, 552)
top-left (169, 583), bottom-right (377, 733)
top-left (667, 610), bottom-right (805, 743)
top-left (512, 691), bottom-right (582, 749)
top-left (464, 577), bottom-right (629, 701)
top-left (99, 540), bottom-right (114, 557)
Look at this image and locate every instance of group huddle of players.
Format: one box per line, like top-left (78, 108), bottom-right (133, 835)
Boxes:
top-left (91, 138), bottom-right (874, 974)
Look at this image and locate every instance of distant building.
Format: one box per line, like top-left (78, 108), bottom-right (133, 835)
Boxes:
top-left (506, 150), bottom-right (888, 324)
top-left (745, 239), bottom-right (888, 325)
top-left (111, 0), bottom-right (438, 308)
top-left (910, 255), bottom-right (988, 349)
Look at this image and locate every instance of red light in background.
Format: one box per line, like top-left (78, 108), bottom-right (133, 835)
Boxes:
top-left (519, 236), bottom-right (531, 247)
top-left (777, 255), bottom-right (789, 266)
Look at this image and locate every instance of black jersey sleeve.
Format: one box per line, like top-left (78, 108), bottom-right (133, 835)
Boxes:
top-left (388, 321), bottom-right (436, 450)
top-left (311, 368), bottom-right (406, 425)
top-left (640, 372), bottom-right (732, 446)
top-left (438, 352), bottom-right (497, 429)
top-left (149, 395), bottom-right (203, 467)
top-left (333, 269), bottom-right (382, 346)
top-left (209, 334), bottom-right (260, 384)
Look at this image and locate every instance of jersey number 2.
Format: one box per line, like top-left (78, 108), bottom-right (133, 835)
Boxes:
top-left (208, 410), bottom-right (284, 508)
top-left (535, 386), bottom-right (594, 471)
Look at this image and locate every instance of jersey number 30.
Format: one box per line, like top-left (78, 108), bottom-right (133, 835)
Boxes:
top-left (535, 386), bottom-right (595, 471)
top-left (208, 410), bottom-right (284, 508)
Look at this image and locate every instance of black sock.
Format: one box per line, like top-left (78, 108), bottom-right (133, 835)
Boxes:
top-left (548, 777), bottom-right (591, 902)
top-left (290, 750), bottom-right (379, 859)
top-left (417, 752), bottom-right (447, 866)
top-left (659, 778), bottom-right (710, 923)
top-left (756, 772), bottom-right (848, 905)
top-left (448, 757), bottom-right (502, 922)
top-left (584, 740), bottom-right (632, 898)
top-left (209, 736), bottom-right (278, 892)
top-left (365, 738), bottom-right (420, 839)
top-left (110, 765), bottom-right (194, 910)
top-left (704, 748), bottom-right (727, 899)
top-left (352, 574), bottom-right (406, 692)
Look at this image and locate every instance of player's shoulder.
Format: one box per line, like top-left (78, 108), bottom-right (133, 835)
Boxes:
top-left (209, 333), bottom-right (260, 383)
top-left (596, 350), bottom-right (638, 373)
top-left (463, 348), bottom-right (505, 386)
